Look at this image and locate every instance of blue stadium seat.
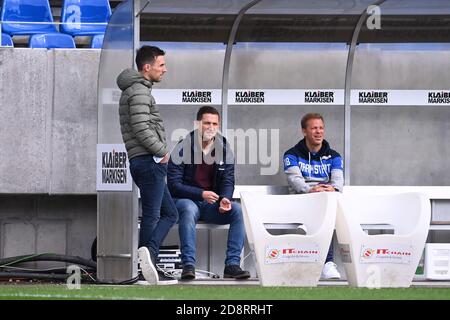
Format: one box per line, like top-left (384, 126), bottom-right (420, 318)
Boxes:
top-left (60, 0), bottom-right (111, 36)
top-left (29, 33), bottom-right (76, 49)
top-left (1, 0), bottom-right (57, 35)
top-left (90, 33), bottom-right (104, 49)
top-left (1, 34), bottom-right (14, 47)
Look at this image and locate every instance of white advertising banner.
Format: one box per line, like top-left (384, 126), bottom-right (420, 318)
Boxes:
top-left (264, 244), bottom-right (320, 264)
top-left (101, 88), bottom-right (450, 106)
top-left (101, 88), bottom-right (223, 105)
top-left (96, 144), bottom-right (132, 191)
top-left (301, 89), bottom-right (345, 105)
top-left (228, 89), bottom-right (344, 105)
top-left (359, 245), bottom-right (413, 265)
top-left (153, 89), bottom-right (222, 105)
top-left (229, 89), bottom-right (291, 105)
top-left (425, 90), bottom-right (450, 105)
top-left (351, 90), bottom-right (450, 106)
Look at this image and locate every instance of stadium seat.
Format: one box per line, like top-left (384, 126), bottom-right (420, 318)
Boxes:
top-left (60, 0), bottom-right (111, 36)
top-left (1, 0), bottom-right (57, 35)
top-left (1, 33), bottom-right (14, 47)
top-left (90, 33), bottom-right (104, 48)
top-left (335, 192), bottom-right (430, 288)
top-left (240, 192), bottom-right (338, 287)
top-left (29, 33), bottom-right (76, 49)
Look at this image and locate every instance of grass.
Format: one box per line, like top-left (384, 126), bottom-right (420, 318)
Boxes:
top-left (0, 284), bottom-right (449, 300)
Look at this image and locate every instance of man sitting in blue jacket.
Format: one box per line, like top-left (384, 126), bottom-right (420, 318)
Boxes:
top-left (168, 106), bottom-right (250, 280)
top-left (283, 112), bottom-right (344, 280)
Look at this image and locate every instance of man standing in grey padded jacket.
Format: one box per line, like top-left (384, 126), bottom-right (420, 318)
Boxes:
top-left (283, 112), bottom-right (344, 280)
top-left (116, 46), bottom-right (178, 285)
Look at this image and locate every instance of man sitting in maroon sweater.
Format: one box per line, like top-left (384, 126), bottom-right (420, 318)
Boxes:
top-left (168, 106), bottom-right (250, 280)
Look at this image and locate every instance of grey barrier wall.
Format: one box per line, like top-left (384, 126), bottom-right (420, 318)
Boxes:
top-left (351, 46), bottom-right (450, 186)
top-left (1, 47), bottom-right (449, 271)
top-left (0, 48), bottom-right (99, 261)
top-left (51, 50), bottom-right (99, 194)
top-left (0, 48), bottom-right (99, 195)
top-left (1, 49), bottom-right (50, 194)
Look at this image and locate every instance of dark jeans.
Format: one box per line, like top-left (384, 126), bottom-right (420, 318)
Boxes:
top-left (175, 198), bottom-right (245, 267)
top-left (326, 242), bottom-right (334, 263)
top-left (129, 155), bottom-right (178, 258)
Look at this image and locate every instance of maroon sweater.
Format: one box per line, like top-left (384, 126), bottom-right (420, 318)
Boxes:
top-left (194, 159), bottom-right (214, 191)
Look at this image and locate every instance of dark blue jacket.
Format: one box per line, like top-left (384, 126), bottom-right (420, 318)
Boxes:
top-left (167, 130), bottom-right (235, 201)
top-left (283, 138), bottom-right (344, 193)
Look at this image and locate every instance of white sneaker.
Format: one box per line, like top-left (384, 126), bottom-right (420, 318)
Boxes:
top-left (321, 261), bottom-right (341, 280)
top-left (138, 247), bottom-right (158, 285)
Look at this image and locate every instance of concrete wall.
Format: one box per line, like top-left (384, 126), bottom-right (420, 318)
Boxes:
top-left (0, 48), bottom-right (99, 261)
top-left (0, 49), bottom-right (50, 194)
top-left (351, 48), bottom-right (450, 185)
top-left (50, 50), bottom-right (99, 194)
top-left (0, 195), bottom-right (96, 261)
top-left (0, 48), bottom-right (99, 195)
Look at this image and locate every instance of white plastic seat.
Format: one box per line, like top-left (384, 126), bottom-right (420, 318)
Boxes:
top-left (240, 192), bottom-right (337, 287)
top-left (336, 192), bottom-right (430, 288)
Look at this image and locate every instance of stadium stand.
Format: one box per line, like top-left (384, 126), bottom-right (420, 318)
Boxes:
top-left (29, 32), bottom-right (76, 48)
top-left (60, 0), bottom-right (111, 36)
top-left (1, 33), bottom-right (13, 46)
top-left (1, 0), bottom-right (117, 48)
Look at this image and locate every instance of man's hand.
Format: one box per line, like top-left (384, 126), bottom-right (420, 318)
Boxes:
top-left (309, 184), bottom-right (335, 193)
top-left (160, 153), bottom-right (170, 163)
top-left (202, 191), bottom-right (219, 204)
top-left (219, 197), bottom-right (232, 214)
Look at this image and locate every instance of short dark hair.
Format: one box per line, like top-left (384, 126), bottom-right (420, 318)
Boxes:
top-left (301, 113), bottom-right (324, 129)
top-left (135, 45), bottom-right (165, 71)
top-left (196, 106), bottom-right (220, 121)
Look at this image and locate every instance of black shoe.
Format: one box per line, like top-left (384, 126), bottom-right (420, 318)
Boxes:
top-left (156, 269), bottom-right (178, 284)
top-left (224, 265), bottom-right (251, 279)
top-left (181, 265), bottom-right (196, 280)
top-left (154, 253), bottom-right (178, 285)
top-left (137, 269), bottom-right (175, 283)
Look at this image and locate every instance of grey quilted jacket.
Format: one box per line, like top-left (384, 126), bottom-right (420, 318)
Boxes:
top-left (116, 68), bottom-right (168, 160)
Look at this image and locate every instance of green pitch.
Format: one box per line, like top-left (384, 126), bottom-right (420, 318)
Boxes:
top-left (0, 284), bottom-right (449, 300)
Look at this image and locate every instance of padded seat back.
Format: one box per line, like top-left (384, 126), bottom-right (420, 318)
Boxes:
top-left (1, 33), bottom-right (14, 47)
top-left (1, 0), bottom-right (57, 35)
top-left (60, 0), bottom-right (111, 36)
top-left (29, 33), bottom-right (76, 48)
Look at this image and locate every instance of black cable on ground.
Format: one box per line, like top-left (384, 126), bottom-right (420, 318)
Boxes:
top-left (0, 253), bottom-right (140, 284)
top-left (0, 254), bottom-right (96, 269)
top-left (0, 272), bottom-right (68, 281)
top-left (0, 266), bottom-right (96, 274)
top-left (0, 272), bottom-right (99, 283)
